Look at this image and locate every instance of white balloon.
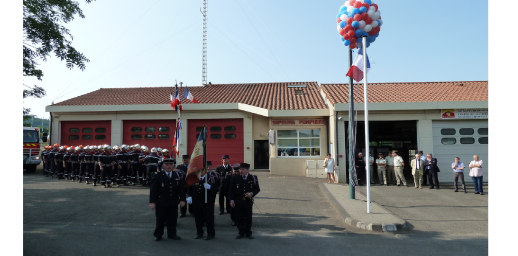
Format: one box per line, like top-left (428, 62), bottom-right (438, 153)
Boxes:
top-left (372, 11), bottom-right (380, 20)
top-left (371, 20), bottom-right (378, 28)
top-left (344, 1), bottom-right (350, 7)
top-left (369, 6), bottom-right (376, 11)
top-left (379, 19), bottom-right (383, 26)
top-left (364, 24), bottom-right (372, 32)
top-left (337, 25), bottom-right (341, 32)
top-left (358, 0), bottom-right (364, 3)
top-left (347, 6), bottom-right (353, 13)
top-left (340, 14), bottom-right (347, 21)
top-left (367, 10), bottom-right (375, 17)
top-left (359, 20), bottom-right (366, 29)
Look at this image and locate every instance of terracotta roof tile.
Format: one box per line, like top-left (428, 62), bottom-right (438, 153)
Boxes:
top-left (321, 81), bottom-right (488, 105)
top-left (51, 82), bottom-right (327, 110)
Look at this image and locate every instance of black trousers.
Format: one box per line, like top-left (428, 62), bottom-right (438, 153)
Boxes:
top-left (422, 170), bottom-right (428, 185)
top-left (130, 162), bottom-right (140, 183)
top-left (427, 169), bottom-right (440, 188)
top-left (219, 191), bottom-right (230, 213)
top-left (64, 164), bottom-right (72, 179)
top-left (154, 204), bottom-right (178, 238)
top-left (235, 201), bottom-right (253, 236)
top-left (180, 200), bottom-right (193, 215)
top-left (93, 164), bottom-right (100, 182)
top-left (85, 164), bottom-right (94, 180)
top-left (56, 162), bottom-right (64, 178)
top-left (193, 202), bottom-right (215, 236)
top-left (71, 163), bottom-right (79, 179)
top-left (117, 165), bottom-right (129, 184)
top-left (78, 163), bottom-right (86, 179)
top-left (454, 172), bottom-right (466, 191)
top-left (100, 166), bottom-right (113, 184)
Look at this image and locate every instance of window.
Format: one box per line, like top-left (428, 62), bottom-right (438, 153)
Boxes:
top-left (210, 134), bottom-right (222, 139)
top-left (95, 135), bottom-right (106, 140)
top-left (224, 126), bottom-right (236, 132)
top-left (224, 134), bottom-right (236, 139)
top-left (210, 126), bottom-right (222, 132)
top-left (69, 128), bottom-right (80, 133)
top-left (196, 127), bottom-right (204, 132)
top-left (440, 128), bottom-right (456, 135)
top-left (159, 127), bottom-right (170, 132)
top-left (478, 137), bottom-right (488, 144)
top-left (460, 137), bottom-right (475, 144)
top-left (131, 134), bottom-right (142, 140)
top-left (145, 134), bottom-right (156, 139)
top-left (95, 128), bottom-right (106, 133)
top-left (441, 138), bottom-right (456, 145)
top-left (195, 134), bottom-right (200, 139)
top-left (69, 135), bottom-right (80, 140)
top-left (277, 129), bottom-right (320, 157)
top-left (145, 127), bottom-right (156, 132)
top-left (82, 135), bottom-right (93, 140)
top-left (478, 128), bottom-right (488, 135)
top-left (82, 128), bottom-right (93, 133)
top-left (158, 134), bottom-right (169, 139)
top-left (131, 127), bottom-right (142, 133)
top-left (459, 128), bottom-right (474, 135)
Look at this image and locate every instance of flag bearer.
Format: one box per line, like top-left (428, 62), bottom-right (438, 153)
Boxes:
top-left (229, 163), bottom-right (260, 239)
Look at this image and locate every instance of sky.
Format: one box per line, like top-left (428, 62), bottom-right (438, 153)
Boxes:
top-left (22, 0), bottom-right (488, 119)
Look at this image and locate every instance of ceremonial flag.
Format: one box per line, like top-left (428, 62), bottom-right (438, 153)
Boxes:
top-left (183, 85), bottom-right (199, 103)
top-left (171, 84), bottom-right (182, 111)
top-left (185, 125), bottom-right (206, 186)
top-left (172, 119), bottom-right (182, 157)
top-left (346, 45), bottom-right (370, 82)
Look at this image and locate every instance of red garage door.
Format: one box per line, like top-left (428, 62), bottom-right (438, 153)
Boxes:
top-left (188, 119), bottom-right (244, 166)
top-left (123, 120), bottom-right (176, 150)
top-left (61, 121), bottom-right (111, 146)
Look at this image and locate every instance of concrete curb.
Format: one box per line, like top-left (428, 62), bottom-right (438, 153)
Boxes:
top-left (319, 183), bottom-right (407, 232)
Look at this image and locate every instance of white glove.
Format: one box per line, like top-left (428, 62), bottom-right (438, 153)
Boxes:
top-left (187, 197), bottom-right (192, 205)
top-left (203, 183), bottom-right (211, 189)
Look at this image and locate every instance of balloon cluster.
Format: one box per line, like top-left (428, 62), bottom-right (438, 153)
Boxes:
top-left (336, 0), bottom-right (382, 49)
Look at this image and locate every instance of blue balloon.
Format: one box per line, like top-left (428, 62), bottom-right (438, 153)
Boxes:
top-left (363, 31), bottom-right (369, 37)
top-left (377, 20), bottom-right (382, 27)
top-left (374, 32), bottom-right (380, 37)
top-left (341, 36), bottom-right (345, 42)
top-left (359, 7), bottom-right (367, 13)
top-left (340, 21), bottom-right (346, 28)
top-left (364, 0), bottom-right (372, 5)
top-left (366, 41), bottom-right (371, 48)
top-left (352, 8), bottom-right (359, 15)
top-left (340, 6), bottom-right (347, 13)
top-left (343, 40), bottom-right (350, 46)
top-left (351, 20), bottom-right (359, 28)
top-left (355, 29), bottom-right (363, 37)
top-left (367, 36), bottom-right (375, 43)
top-left (336, 13), bottom-right (341, 19)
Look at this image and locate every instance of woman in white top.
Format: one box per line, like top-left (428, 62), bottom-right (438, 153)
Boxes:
top-left (324, 154), bottom-right (336, 183)
top-left (468, 155), bottom-right (484, 195)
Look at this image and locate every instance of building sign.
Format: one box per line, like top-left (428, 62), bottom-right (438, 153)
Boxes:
top-left (271, 119), bottom-right (326, 125)
top-left (441, 109), bottom-right (488, 119)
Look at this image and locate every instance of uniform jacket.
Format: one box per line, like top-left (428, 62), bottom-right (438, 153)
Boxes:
top-left (187, 172), bottom-right (220, 207)
top-left (424, 158), bottom-right (438, 172)
top-left (216, 164), bottom-right (233, 190)
top-left (98, 151), bottom-right (114, 165)
top-left (229, 174), bottom-right (260, 204)
top-left (176, 164), bottom-right (188, 176)
top-left (149, 171), bottom-right (186, 206)
top-left (411, 158), bottom-right (425, 175)
top-left (224, 172), bottom-right (238, 196)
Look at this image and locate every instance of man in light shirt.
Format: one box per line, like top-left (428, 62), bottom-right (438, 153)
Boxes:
top-left (375, 153), bottom-right (387, 186)
top-left (364, 153), bottom-right (375, 184)
top-left (392, 150), bottom-right (407, 187)
top-left (385, 153), bottom-right (395, 185)
top-left (452, 157), bottom-right (466, 193)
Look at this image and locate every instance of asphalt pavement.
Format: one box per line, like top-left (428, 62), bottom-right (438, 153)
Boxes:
top-left (23, 166), bottom-right (487, 256)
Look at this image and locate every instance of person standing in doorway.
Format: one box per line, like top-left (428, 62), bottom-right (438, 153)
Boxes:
top-left (419, 151), bottom-right (428, 186)
top-left (324, 154), bottom-right (336, 183)
top-left (411, 154), bottom-right (425, 189)
top-left (385, 153), bottom-right (395, 185)
top-left (355, 153), bottom-right (366, 185)
top-left (452, 157), bottom-right (467, 193)
top-left (376, 153), bottom-right (387, 186)
top-left (364, 153), bottom-right (375, 184)
top-left (424, 153), bottom-right (440, 189)
top-left (392, 151), bottom-right (407, 187)
top-left (469, 155), bottom-right (484, 195)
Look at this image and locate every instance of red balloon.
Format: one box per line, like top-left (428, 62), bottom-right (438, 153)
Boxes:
top-left (362, 13), bottom-right (369, 20)
top-left (339, 29), bottom-right (346, 36)
top-left (349, 43), bottom-right (356, 49)
top-left (362, 3), bottom-right (370, 9)
top-left (347, 30), bottom-right (355, 38)
top-left (337, 18), bottom-right (341, 23)
top-left (354, 2), bottom-right (362, 8)
top-left (349, 0), bottom-right (356, 6)
top-left (344, 25), bottom-right (353, 31)
top-left (346, 17), bottom-right (354, 25)
top-left (343, 33), bottom-right (350, 40)
top-left (368, 29), bottom-right (377, 36)
top-left (349, 37), bottom-right (357, 44)
top-left (354, 14), bottom-right (362, 21)
top-left (372, 3), bottom-right (378, 11)
top-left (365, 17), bottom-right (373, 24)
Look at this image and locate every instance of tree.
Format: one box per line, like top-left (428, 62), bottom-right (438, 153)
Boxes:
top-left (23, 0), bottom-right (94, 118)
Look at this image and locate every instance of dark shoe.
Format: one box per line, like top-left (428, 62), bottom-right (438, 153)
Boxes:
top-left (475, 192), bottom-right (480, 194)
top-left (464, 190), bottom-right (467, 193)
top-left (429, 187), bottom-right (434, 189)
top-left (167, 235), bottom-right (181, 240)
top-left (454, 190), bottom-right (458, 192)
top-left (219, 212), bottom-right (224, 215)
top-left (480, 193), bottom-right (484, 195)
top-left (204, 235), bottom-right (214, 240)
top-left (179, 214), bottom-right (186, 218)
top-left (246, 235), bottom-right (254, 239)
top-left (193, 234), bottom-right (203, 239)
top-left (397, 184), bottom-right (400, 186)
top-left (154, 237), bottom-right (162, 242)
top-left (235, 234), bottom-right (244, 239)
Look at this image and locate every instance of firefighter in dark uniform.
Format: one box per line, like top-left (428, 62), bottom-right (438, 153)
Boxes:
top-left (226, 164), bottom-right (241, 226)
top-left (229, 163), bottom-right (260, 239)
top-left (177, 154), bottom-right (192, 217)
top-left (139, 146), bottom-right (149, 186)
top-left (149, 158), bottom-right (186, 241)
top-left (186, 161), bottom-right (219, 240)
top-left (98, 145), bottom-right (115, 188)
top-left (63, 147), bottom-right (73, 180)
top-left (111, 145), bottom-right (119, 186)
top-left (215, 155), bottom-right (233, 215)
top-left (49, 144), bottom-right (60, 178)
top-left (70, 146), bottom-right (80, 181)
top-left (115, 145), bottom-right (131, 186)
top-left (92, 145), bottom-right (102, 185)
top-left (41, 146), bottom-right (50, 176)
top-left (55, 146), bottom-right (65, 179)
top-left (129, 144), bottom-right (141, 186)
top-left (84, 146), bottom-right (95, 184)
top-left (77, 146), bottom-right (86, 183)
top-left (144, 147), bottom-right (161, 186)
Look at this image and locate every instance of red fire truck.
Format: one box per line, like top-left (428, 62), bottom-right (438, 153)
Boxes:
top-left (23, 127), bottom-right (47, 172)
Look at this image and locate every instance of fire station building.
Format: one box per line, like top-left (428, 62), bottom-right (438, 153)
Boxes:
top-left (46, 81), bottom-right (488, 183)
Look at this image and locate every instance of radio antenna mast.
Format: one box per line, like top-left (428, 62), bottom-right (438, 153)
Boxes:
top-left (201, 0), bottom-right (208, 85)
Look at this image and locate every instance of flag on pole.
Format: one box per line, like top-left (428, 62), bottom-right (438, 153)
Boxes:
top-left (346, 46), bottom-right (370, 82)
top-left (183, 85), bottom-right (199, 103)
top-left (171, 84), bottom-right (182, 112)
top-left (185, 126), bottom-right (206, 186)
top-left (172, 119), bottom-right (181, 157)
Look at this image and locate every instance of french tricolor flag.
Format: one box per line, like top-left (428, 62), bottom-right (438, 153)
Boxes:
top-left (183, 85), bottom-right (199, 103)
top-left (171, 84), bottom-right (182, 111)
top-left (346, 46), bottom-right (370, 82)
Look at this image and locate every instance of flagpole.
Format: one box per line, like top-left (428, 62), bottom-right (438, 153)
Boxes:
top-left (348, 48), bottom-right (355, 200)
top-left (203, 125), bottom-right (208, 204)
top-left (362, 36), bottom-right (371, 213)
